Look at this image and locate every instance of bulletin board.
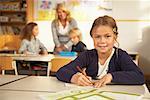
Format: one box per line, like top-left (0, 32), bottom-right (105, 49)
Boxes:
top-left (34, 0), bottom-right (113, 21)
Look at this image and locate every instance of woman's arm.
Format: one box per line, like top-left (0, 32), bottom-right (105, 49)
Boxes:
top-left (51, 20), bottom-right (61, 47)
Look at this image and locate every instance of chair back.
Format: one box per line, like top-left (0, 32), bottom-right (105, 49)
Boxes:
top-left (0, 56), bottom-right (13, 70)
top-left (50, 57), bottom-right (72, 73)
top-left (0, 56), bottom-right (18, 75)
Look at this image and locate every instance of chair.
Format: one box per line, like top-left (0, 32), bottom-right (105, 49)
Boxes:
top-left (49, 57), bottom-right (72, 76)
top-left (129, 52), bottom-right (139, 65)
top-left (0, 56), bottom-right (18, 75)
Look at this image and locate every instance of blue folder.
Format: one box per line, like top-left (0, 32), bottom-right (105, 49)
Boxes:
top-left (59, 51), bottom-right (77, 57)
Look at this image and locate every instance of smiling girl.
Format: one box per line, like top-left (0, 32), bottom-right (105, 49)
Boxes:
top-left (56, 15), bottom-right (144, 87)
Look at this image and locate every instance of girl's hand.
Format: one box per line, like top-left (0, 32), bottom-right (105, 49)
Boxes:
top-left (93, 73), bottom-right (112, 88)
top-left (71, 72), bottom-right (93, 86)
top-left (41, 50), bottom-right (48, 55)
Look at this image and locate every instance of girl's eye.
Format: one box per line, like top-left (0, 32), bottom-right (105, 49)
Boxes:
top-left (106, 35), bottom-right (111, 38)
top-left (93, 35), bottom-right (101, 39)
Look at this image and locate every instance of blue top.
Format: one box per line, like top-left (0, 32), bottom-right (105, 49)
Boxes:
top-left (56, 48), bottom-right (145, 85)
top-left (71, 41), bottom-right (87, 53)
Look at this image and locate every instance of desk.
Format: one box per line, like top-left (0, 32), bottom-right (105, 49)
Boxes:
top-left (0, 54), bottom-right (75, 76)
top-left (0, 47), bottom-right (17, 54)
top-left (0, 76), bottom-right (70, 92)
top-left (0, 90), bottom-right (149, 100)
top-left (0, 76), bottom-right (149, 100)
top-left (0, 75), bottom-right (27, 86)
top-left (0, 76), bottom-right (148, 94)
top-left (0, 54), bottom-right (55, 76)
top-left (0, 54), bottom-right (75, 62)
top-left (0, 54), bottom-right (55, 62)
top-left (0, 90), bottom-right (50, 100)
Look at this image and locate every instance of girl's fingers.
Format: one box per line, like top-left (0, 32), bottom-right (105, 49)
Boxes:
top-left (94, 80), bottom-right (103, 88)
top-left (78, 74), bottom-right (93, 86)
top-left (82, 68), bottom-right (87, 75)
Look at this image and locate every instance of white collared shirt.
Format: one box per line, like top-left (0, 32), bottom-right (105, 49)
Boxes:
top-left (97, 48), bottom-right (115, 79)
top-left (58, 21), bottom-right (69, 35)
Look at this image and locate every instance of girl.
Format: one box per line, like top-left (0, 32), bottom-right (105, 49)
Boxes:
top-left (56, 15), bottom-right (144, 87)
top-left (19, 22), bottom-right (48, 55)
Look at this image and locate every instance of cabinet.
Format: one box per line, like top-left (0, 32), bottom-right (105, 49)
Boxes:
top-left (0, 0), bottom-right (27, 35)
top-left (0, 0), bottom-right (27, 53)
top-left (0, 35), bottom-right (21, 53)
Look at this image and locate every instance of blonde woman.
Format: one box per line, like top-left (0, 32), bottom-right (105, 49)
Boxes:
top-left (51, 3), bottom-right (78, 54)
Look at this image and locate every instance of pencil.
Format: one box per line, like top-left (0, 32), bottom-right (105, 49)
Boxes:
top-left (76, 66), bottom-right (93, 84)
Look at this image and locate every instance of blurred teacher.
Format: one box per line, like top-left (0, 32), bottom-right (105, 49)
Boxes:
top-left (51, 3), bottom-right (78, 54)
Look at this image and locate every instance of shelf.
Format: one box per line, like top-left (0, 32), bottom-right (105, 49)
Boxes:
top-left (0, 10), bottom-right (26, 13)
top-left (0, 0), bottom-right (27, 36)
top-left (0, 22), bottom-right (26, 25)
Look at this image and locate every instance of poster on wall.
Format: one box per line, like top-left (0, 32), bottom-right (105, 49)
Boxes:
top-left (34, 0), bottom-right (113, 21)
top-left (34, 0), bottom-right (56, 20)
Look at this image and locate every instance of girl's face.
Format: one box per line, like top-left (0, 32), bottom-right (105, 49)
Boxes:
top-left (70, 33), bottom-right (80, 45)
top-left (32, 26), bottom-right (39, 37)
top-left (92, 25), bottom-right (116, 54)
top-left (57, 9), bottom-right (67, 20)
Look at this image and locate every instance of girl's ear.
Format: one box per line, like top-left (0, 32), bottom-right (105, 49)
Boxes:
top-left (114, 35), bottom-right (118, 42)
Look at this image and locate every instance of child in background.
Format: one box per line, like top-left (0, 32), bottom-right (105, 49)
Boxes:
top-left (69, 28), bottom-right (87, 54)
top-left (19, 22), bottom-right (48, 55)
top-left (18, 22), bottom-right (48, 75)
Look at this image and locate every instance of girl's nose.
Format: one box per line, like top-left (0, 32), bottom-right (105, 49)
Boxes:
top-left (98, 37), bottom-right (106, 43)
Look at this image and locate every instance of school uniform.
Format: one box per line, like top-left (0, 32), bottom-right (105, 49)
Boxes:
top-left (56, 48), bottom-right (145, 85)
top-left (71, 41), bottom-right (87, 53)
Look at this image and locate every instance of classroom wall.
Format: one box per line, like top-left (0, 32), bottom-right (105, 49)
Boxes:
top-left (112, 1), bottom-right (150, 75)
top-left (35, 0), bottom-right (150, 74)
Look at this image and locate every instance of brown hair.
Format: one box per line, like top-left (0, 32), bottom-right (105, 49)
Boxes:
top-left (55, 3), bottom-right (72, 23)
top-left (69, 28), bottom-right (82, 40)
top-left (90, 15), bottom-right (118, 37)
top-left (20, 22), bottom-right (37, 41)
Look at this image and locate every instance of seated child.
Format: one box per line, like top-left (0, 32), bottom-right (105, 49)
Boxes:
top-left (19, 22), bottom-right (48, 55)
top-left (18, 22), bottom-right (48, 75)
top-left (69, 28), bottom-right (87, 54)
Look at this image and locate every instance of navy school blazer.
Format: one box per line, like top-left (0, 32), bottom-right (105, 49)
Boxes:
top-left (56, 48), bottom-right (145, 85)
